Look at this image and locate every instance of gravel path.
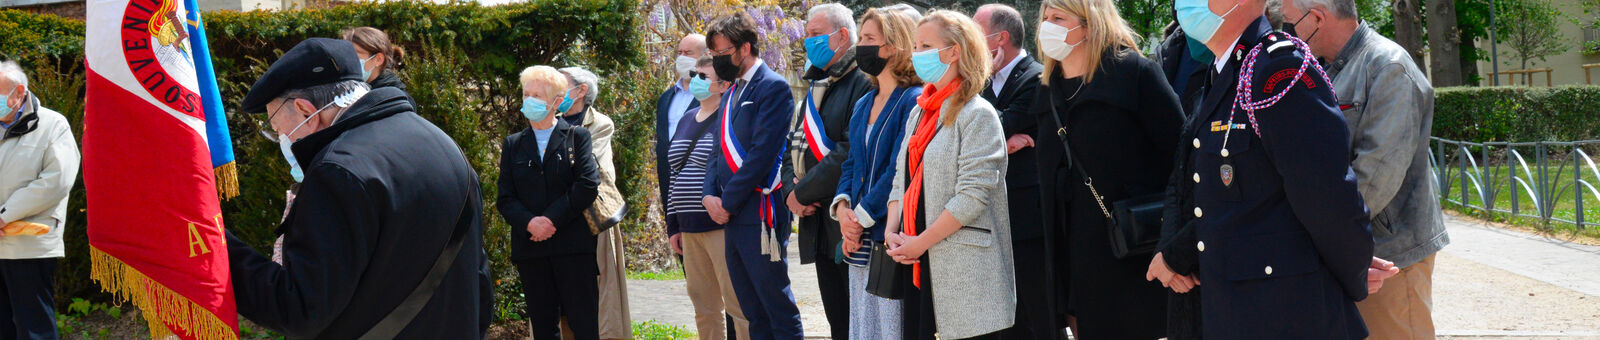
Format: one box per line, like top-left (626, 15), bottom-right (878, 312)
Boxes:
top-left (628, 214), bottom-right (1600, 339)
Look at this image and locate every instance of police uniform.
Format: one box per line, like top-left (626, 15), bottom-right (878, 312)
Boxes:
top-left (1179, 16), bottom-right (1374, 339)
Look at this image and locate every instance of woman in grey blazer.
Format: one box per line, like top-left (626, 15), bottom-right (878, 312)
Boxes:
top-left (883, 10), bottom-right (1016, 340)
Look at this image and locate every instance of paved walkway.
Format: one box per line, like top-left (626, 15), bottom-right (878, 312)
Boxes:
top-left (629, 214), bottom-right (1600, 339)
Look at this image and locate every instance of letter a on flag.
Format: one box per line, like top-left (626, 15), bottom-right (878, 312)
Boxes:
top-left (83, 0), bottom-right (239, 338)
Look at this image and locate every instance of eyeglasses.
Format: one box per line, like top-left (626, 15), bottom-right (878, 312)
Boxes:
top-left (689, 71), bottom-right (708, 80)
top-left (711, 46), bottom-right (736, 56)
top-left (256, 98), bottom-right (298, 143)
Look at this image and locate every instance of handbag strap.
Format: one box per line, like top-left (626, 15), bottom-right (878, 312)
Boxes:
top-left (1044, 83), bottom-right (1115, 220)
top-left (356, 192), bottom-right (472, 340)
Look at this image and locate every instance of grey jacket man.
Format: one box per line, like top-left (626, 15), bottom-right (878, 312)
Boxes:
top-left (889, 97), bottom-right (1016, 339)
top-left (0, 93), bottom-right (80, 260)
top-left (1326, 23), bottom-right (1448, 268)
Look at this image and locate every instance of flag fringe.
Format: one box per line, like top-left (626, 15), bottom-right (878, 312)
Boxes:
top-left (90, 247), bottom-right (239, 340)
top-left (214, 162), bottom-right (239, 200)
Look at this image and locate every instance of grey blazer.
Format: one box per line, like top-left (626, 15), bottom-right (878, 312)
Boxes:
top-left (889, 96), bottom-right (1016, 339)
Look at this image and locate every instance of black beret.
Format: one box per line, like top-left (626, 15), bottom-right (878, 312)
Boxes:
top-left (240, 38), bottom-right (365, 113)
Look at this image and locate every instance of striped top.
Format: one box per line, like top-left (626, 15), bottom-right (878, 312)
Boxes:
top-left (842, 122), bottom-right (876, 267)
top-left (665, 109), bottom-right (720, 235)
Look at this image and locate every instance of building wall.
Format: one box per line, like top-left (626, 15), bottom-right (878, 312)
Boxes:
top-left (1474, 0), bottom-right (1600, 86)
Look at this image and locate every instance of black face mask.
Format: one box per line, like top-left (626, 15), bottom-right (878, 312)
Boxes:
top-left (1282, 11), bottom-right (1321, 42)
top-left (856, 45), bottom-right (887, 77)
top-left (712, 52), bottom-right (742, 83)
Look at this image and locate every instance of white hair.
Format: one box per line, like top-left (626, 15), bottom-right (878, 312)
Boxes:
top-left (809, 3), bottom-right (859, 45)
top-left (1292, 0), bottom-right (1357, 19)
top-left (0, 61), bottom-right (27, 88)
top-left (880, 4), bottom-right (923, 22)
top-left (559, 67), bottom-right (600, 106)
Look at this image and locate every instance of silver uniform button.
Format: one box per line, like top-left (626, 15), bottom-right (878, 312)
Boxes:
top-left (1265, 266), bottom-right (1274, 275)
top-left (1193, 138), bottom-right (1201, 149)
top-left (1197, 241), bottom-right (1206, 252)
top-left (1193, 173), bottom-right (1201, 183)
top-left (1193, 207), bottom-right (1203, 218)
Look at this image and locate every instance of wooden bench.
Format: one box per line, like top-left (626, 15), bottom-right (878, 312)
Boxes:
top-left (1487, 68), bottom-right (1555, 86)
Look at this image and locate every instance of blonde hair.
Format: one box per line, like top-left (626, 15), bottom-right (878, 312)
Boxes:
top-left (1037, 0), bottom-right (1140, 85)
top-left (859, 7), bottom-right (923, 88)
top-left (918, 10), bottom-right (992, 126)
top-left (518, 65), bottom-right (569, 100)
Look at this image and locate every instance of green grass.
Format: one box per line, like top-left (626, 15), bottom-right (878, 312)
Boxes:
top-left (626, 269), bottom-right (686, 281)
top-left (1440, 164), bottom-right (1600, 239)
top-left (632, 320), bottom-right (696, 340)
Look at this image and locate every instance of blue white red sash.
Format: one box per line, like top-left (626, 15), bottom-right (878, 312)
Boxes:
top-left (801, 81), bottom-right (834, 161)
top-left (718, 81), bottom-right (786, 261)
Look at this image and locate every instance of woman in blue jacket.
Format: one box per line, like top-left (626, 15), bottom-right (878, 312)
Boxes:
top-left (828, 5), bottom-right (923, 339)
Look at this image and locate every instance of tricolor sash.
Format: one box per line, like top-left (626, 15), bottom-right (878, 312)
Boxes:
top-left (718, 82), bottom-right (786, 262)
top-left (801, 81), bottom-right (834, 161)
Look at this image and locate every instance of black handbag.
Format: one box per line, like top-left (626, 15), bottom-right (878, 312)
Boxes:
top-left (1045, 84), bottom-right (1165, 259)
top-left (865, 242), bottom-right (910, 299)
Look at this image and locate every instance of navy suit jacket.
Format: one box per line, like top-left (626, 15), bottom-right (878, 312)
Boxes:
top-left (703, 62), bottom-right (795, 226)
top-left (655, 83), bottom-right (699, 217)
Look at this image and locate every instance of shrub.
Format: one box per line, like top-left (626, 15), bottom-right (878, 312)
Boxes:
top-left (1432, 86), bottom-right (1600, 142)
top-left (0, 0), bottom-right (660, 323)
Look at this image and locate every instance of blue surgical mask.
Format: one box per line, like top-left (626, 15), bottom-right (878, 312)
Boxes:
top-left (276, 99), bottom-right (340, 183)
top-left (804, 29), bottom-right (840, 69)
top-left (1175, 0), bottom-right (1239, 45)
top-left (358, 54), bottom-right (379, 81)
top-left (522, 96), bottom-right (551, 122)
top-left (557, 88), bottom-right (575, 113)
top-left (911, 46), bottom-right (953, 84)
top-left (0, 87), bottom-right (16, 117)
top-left (689, 76), bottom-right (713, 100)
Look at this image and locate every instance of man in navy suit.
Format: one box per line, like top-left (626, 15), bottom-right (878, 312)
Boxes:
top-left (700, 12), bottom-right (804, 340)
top-left (658, 34), bottom-right (707, 232)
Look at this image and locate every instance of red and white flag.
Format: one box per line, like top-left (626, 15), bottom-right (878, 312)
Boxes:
top-left (82, 0), bottom-right (239, 338)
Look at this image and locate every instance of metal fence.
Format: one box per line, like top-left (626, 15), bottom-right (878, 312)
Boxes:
top-left (1430, 137), bottom-right (1600, 230)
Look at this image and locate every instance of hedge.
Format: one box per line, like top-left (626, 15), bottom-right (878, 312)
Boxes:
top-left (0, 0), bottom-right (668, 322)
top-left (1433, 86), bottom-right (1600, 142)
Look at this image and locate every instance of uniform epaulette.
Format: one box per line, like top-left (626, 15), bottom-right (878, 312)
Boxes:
top-left (1263, 32), bottom-right (1298, 55)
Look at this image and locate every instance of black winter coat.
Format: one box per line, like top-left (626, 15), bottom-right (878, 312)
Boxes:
top-left (1030, 49), bottom-right (1184, 339)
top-left (497, 119), bottom-right (601, 261)
top-left (227, 87), bottom-right (492, 339)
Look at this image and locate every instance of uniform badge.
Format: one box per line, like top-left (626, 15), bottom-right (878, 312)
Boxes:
top-left (1220, 164), bottom-right (1235, 187)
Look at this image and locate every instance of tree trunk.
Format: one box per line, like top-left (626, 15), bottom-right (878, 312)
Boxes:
top-left (1427, 0), bottom-right (1465, 86)
top-left (1461, 44), bottom-right (1481, 85)
top-left (1393, 0), bottom-right (1428, 71)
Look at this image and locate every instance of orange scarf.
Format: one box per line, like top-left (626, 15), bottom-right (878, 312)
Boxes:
top-left (903, 79), bottom-right (960, 288)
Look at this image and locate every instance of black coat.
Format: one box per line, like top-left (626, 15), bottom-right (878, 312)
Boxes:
top-left (792, 61), bottom-right (872, 264)
top-left (1030, 49), bottom-right (1183, 339)
top-left (369, 70), bottom-right (418, 109)
top-left (1154, 25), bottom-right (1213, 340)
top-left (981, 53), bottom-right (1045, 240)
top-left (497, 120), bottom-right (601, 261)
top-left (226, 87), bottom-right (491, 339)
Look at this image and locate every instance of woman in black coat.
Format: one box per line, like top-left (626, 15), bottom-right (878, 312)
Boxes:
top-left (1030, 0), bottom-right (1185, 338)
top-left (496, 65), bottom-right (602, 340)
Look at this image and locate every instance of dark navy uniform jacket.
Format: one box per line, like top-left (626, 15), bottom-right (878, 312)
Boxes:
top-left (703, 61), bottom-right (795, 227)
top-left (1181, 16), bottom-right (1375, 339)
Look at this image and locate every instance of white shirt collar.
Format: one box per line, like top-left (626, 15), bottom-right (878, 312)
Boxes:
top-left (740, 58), bottom-right (765, 82)
top-left (992, 49), bottom-right (1028, 95)
top-left (1213, 35), bottom-right (1242, 72)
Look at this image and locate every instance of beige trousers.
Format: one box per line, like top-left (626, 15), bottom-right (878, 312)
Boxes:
top-left (682, 229), bottom-right (750, 340)
top-left (1356, 254), bottom-right (1437, 340)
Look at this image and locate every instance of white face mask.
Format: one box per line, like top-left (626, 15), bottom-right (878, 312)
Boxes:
top-left (675, 55), bottom-right (698, 80)
top-left (1039, 21), bottom-right (1084, 61)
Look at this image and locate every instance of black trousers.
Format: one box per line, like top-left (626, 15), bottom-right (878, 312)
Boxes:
top-left (0, 258), bottom-right (59, 340)
top-left (814, 255), bottom-right (850, 340)
top-left (1005, 238), bottom-right (1060, 340)
top-left (517, 254), bottom-right (599, 340)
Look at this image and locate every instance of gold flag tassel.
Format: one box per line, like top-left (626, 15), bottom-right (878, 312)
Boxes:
top-left (214, 162), bottom-right (239, 200)
top-left (90, 247), bottom-right (240, 340)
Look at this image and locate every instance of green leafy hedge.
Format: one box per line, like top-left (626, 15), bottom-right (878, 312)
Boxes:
top-left (1, 0), bottom-right (666, 322)
top-left (1433, 86), bottom-right (1600, 142)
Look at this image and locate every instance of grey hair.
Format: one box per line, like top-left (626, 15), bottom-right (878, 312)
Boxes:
top-left (0, 60), bottom-right (27, 88)
top-left (808, 3), bottom-right (859, 45)
top-left (977, 4), bottom-right (1026, 49)
top-left (880, 4), bottom-right (923, 22)
top-left (1291, 0), bottom-right (1357, 19)
top-left (559, 67), bottom-right (600, 106)
top-left (283, 80), bottom-right (370, 109)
